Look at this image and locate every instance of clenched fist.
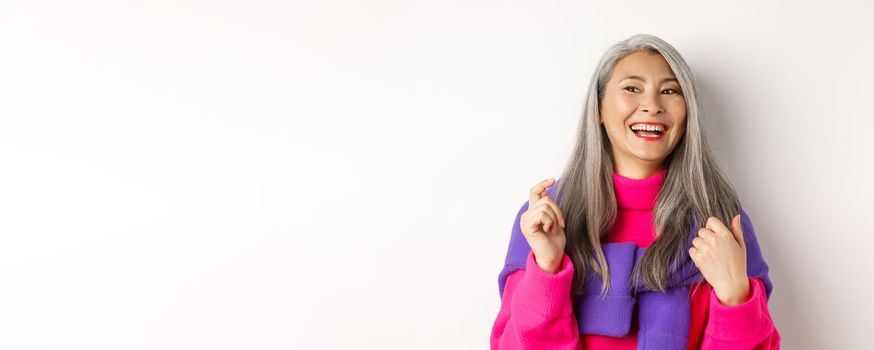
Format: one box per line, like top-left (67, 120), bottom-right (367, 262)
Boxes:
top-left (520, 178), bottom-right (567, 274)
top-left (688, 215), bottom-right (751, 306)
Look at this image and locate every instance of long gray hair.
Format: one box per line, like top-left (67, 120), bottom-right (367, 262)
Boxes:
top-left (555, 33), bottom-right (742, 299)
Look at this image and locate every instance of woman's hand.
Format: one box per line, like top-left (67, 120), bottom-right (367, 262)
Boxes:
top-left (688, 214), bottom-right (751, 306)
top-left (520, 178), bottom-right (567, 274)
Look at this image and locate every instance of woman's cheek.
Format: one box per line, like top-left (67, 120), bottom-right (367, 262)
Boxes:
top-left (670, 98), bottom-right (687, 116)
top-left (617, 95), bottom-right (638, 111)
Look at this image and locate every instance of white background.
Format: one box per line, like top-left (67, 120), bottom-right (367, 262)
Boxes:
top-left (1, 1), bottom-right (872, 349)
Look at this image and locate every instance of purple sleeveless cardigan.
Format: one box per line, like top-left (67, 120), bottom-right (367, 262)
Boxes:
top-left (497, 181), bottom-right (773, 350)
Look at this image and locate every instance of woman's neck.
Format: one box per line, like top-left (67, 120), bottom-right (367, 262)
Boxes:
top-left (613, 162), bottom-right (667, 180)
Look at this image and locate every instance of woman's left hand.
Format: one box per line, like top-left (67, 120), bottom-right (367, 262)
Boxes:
top-left (689, 214), bottom-right (751, 306)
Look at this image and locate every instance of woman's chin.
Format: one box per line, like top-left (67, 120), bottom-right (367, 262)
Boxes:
top-left (628, 148), bottom-right (669, 162)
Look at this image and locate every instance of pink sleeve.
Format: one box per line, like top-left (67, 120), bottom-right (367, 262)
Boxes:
top-left (700, 277), bottom-right (781, 349)
top-left (490, 250), bottom-right (583, 350)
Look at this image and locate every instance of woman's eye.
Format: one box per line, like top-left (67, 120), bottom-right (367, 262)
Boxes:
top-left (623, 86), bottom-right (681, 95)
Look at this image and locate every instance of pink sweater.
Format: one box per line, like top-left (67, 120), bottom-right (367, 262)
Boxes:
top-left (490, 170), bottom-right (781, 349)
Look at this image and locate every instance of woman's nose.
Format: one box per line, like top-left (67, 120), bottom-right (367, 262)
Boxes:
top-left (640, 92), bottom-right (664, 114)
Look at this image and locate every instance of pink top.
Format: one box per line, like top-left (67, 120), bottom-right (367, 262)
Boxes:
top-left (490, 170), bottom-right (781, 349)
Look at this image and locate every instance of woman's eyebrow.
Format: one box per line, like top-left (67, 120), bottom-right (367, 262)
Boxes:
top-left (620, 74), bottom-right (679, 84)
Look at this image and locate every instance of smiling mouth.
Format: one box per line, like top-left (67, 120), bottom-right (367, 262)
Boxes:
top-left (631, 129), bottom-right (662, 137)
top-left (628, 125), bottom-right (666, 140)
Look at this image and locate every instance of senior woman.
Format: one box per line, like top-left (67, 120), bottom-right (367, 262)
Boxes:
top-left (491, 34), bottom-right (780, 350)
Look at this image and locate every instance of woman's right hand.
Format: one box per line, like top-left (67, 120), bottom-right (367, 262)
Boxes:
top-left (520, 178), bottom-right (567, 274)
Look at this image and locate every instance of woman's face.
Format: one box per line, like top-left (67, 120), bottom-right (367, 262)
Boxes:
top-left (599, 50), bottom-right (687, 177)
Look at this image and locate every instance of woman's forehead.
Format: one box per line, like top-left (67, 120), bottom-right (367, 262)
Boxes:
top-left (612, 52), bottom-right (676, 82)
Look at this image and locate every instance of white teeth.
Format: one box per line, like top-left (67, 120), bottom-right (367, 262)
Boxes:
top-left (630, 124), bottom-right (665, 132)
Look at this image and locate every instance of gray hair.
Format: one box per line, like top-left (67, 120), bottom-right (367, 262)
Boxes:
top-left (555, 33), bottom-right (742, 298)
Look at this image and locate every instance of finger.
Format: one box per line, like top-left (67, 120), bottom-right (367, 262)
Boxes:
top-left (688, 247), bottom-right (700, 261)
top-left (541, 212), bottom-right (555, 233)
top-left (532, 202), bottom-right (558, 232)
top-left (535, 204), bottom-right (559, 233)
top-left (731, 214), bottom-right (746, 250)
top-left (705, 216), bottom-right (731, 236)
top-left (707, 216), bottom-right (738, 245)
top-left (529, 178), bottom-right (555, 208)
top-left (522, 204), bottom-right (558, 235)
top-left (521, 210), bottom-right (542, 235)
top-left (697, 227), bottom-right (717, 244)
top-left (535, 195), bottom-right (565, 227)
top-left (691, 236), bottom-right (707, 250)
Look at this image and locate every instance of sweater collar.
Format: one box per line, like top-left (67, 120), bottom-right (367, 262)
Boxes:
top-left (612, 169), bottom-right (666, 210)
